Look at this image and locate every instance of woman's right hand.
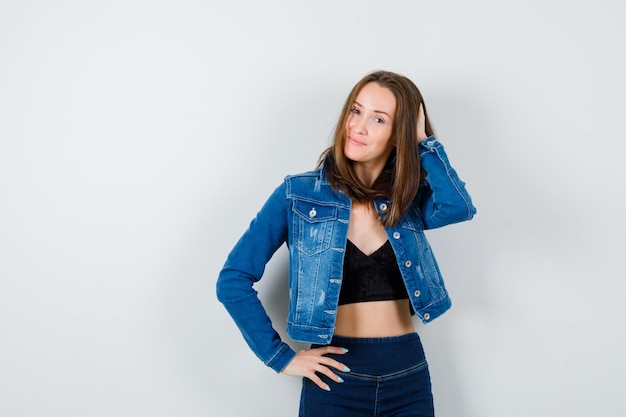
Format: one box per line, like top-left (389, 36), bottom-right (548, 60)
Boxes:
top-left (281, 346), bottom-right (350, 391)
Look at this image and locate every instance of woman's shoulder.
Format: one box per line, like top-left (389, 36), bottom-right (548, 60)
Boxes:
top-left (281, 167), bottom-right (350, 206)
top-left (284, 167), bottom-right (323, 180)
top-left (282, 167), bottom-right (325, 190)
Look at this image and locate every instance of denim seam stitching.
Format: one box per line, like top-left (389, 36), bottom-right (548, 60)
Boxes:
top-left (334, 360), bottom-right (428, 381)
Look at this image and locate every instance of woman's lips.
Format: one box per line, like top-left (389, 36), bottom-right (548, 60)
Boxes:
top-left (348, 136), bottom-right (365, 146)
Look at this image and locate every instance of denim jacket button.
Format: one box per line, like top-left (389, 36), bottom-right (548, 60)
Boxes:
top-left (414, 290), bottom-right (421, 297)
top-left (405, 260), bottom-right (412, 268)
top-left (423, 313), bottom-right (430, 320)
top-left (392, 232), bottom-right (401, 239)
top-left (379, 203), bottom-right (388, 211)
top-left (309, 208), bottom-right (317, 218)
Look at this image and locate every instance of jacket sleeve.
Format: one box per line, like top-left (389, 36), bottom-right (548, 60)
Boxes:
top-left (418, 136), bottom-right (477, 229)
top-left (216, 181), bottom-right (296, 373)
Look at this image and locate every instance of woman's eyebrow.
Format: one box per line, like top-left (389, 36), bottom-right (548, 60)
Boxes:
top-left (353, 100), bottom-right (391, 117)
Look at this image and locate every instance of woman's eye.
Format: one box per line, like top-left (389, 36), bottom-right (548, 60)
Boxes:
top-left (374, 117), bottom-right (384, 124)
top-left (350, 108), bottom-right (360, 115)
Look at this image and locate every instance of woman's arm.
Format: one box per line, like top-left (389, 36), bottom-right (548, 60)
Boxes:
top-left (217, 181), bottom-right (350, 389)
top-left (418, 137), bottom-right (476, 229)
top-left (415, 103), bottom-right (476, 228)
top-left (216, 182), bottom-right (296, 373)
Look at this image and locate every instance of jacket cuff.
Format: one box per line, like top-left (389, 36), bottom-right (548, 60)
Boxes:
top-left (418, 135), bottom-right (440, 156)
top-left (266, 343), bottom-right (297, 373)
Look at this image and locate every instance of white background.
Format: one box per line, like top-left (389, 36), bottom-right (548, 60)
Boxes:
top-left (1, 1), bottom-right (625, 416)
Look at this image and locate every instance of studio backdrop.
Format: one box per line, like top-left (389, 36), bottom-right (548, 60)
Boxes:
top-left (1, 1), bottom-right (624, 416)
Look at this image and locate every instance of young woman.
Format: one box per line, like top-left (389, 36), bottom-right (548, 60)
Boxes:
top-left (217, 70), bottom-right (476, 416)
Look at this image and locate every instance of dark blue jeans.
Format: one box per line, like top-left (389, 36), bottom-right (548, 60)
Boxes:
top-left (299, 333), bottom-right (435, 417)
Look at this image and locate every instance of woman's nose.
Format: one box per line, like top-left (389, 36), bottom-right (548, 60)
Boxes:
top-left (351, 117), bottom-right (367, 135)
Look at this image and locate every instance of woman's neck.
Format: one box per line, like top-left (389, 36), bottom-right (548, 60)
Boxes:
top-left (353, 162), bottom-right (384, 187)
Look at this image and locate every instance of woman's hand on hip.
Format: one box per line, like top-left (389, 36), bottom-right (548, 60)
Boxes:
top-left (281, 346), bottom-right (350, 391)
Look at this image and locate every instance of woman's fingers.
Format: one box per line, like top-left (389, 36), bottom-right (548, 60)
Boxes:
top-left (308, 372), bottom-right (332, 392)
top-left (311, 345), bottom-right (351, 372)
top-left (416, 103), bottom-right (427, 142)
top-left (281, 346), bottom-right (350, 391)
top-left (315, 359), bottom-right (347, 384)
top-left (317, 345), bottom-right (349, 357)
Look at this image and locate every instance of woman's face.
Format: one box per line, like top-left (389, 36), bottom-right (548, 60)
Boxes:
top-left (344, 82), bottom-right (397, 174)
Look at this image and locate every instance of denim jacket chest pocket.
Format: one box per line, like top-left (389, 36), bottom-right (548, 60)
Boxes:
top-left (291, 199), bottom-right (338, 256)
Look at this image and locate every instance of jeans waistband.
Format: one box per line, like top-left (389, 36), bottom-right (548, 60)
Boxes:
top-left (313, 332), bottom-right (426, 376)
top-left (328, 332), bottom-right (420, 345)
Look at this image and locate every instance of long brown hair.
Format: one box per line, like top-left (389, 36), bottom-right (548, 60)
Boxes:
top-left (319, 70), bottom-right (434, 227)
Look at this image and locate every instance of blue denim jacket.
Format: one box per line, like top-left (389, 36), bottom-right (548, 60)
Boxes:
top-left (217, 137), bottom-right (476, 373)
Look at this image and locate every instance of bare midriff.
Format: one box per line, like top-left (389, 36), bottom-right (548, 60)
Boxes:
top-left (338, 200), bottom-right (416, 338)
top-left (334, 299), bottom-right (415, 337)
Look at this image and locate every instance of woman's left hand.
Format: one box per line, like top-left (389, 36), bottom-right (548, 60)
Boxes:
top-left (416, 103), bottom-right (428, 143)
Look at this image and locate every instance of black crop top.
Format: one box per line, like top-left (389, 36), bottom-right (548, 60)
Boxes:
top-left (338, 239), bottom-right (409, 305)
